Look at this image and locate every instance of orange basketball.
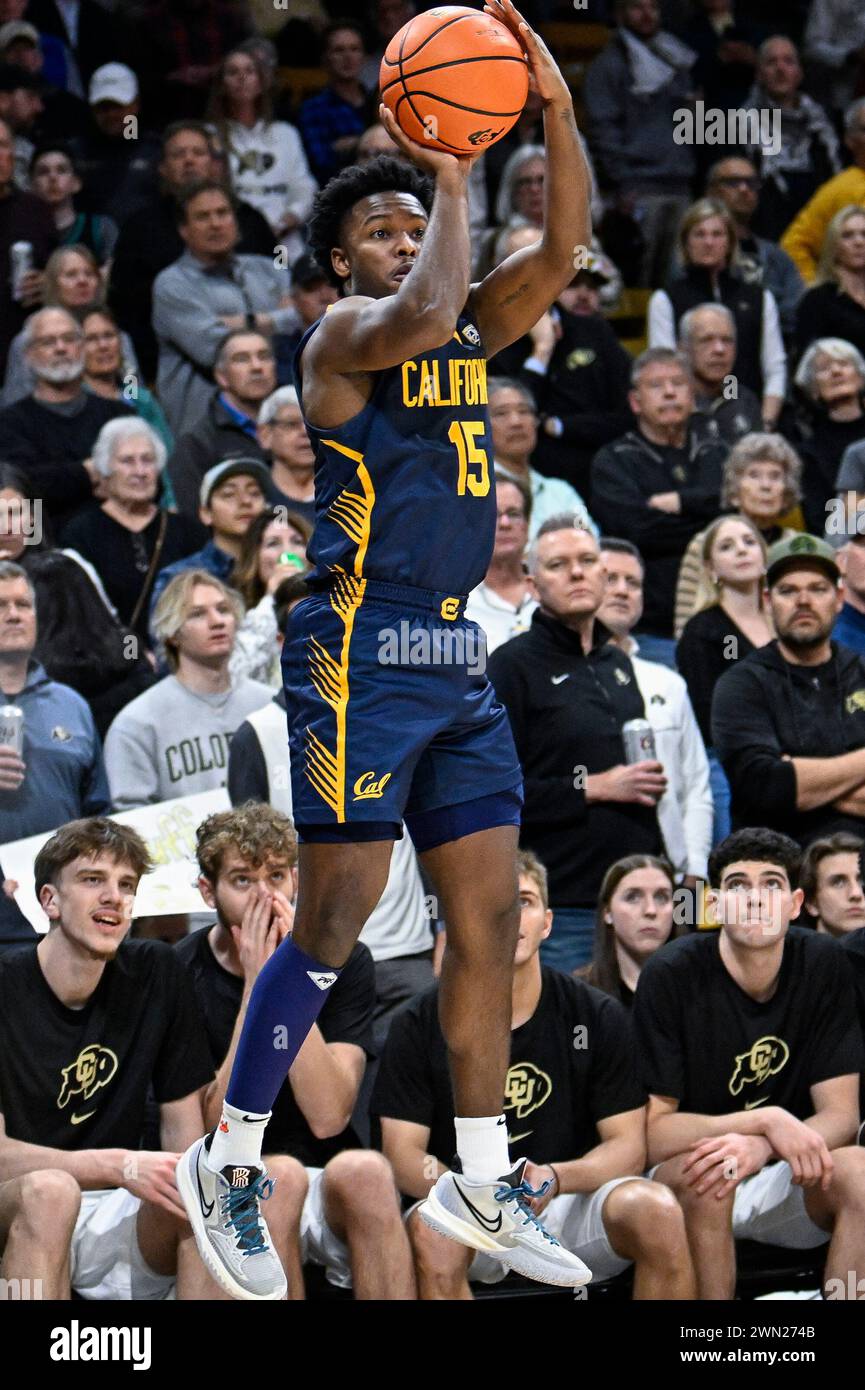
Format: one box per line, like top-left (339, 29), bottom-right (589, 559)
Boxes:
top-left (379, 6), bottom-right (529, 155)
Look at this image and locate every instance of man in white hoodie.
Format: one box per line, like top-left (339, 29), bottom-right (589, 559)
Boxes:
top-left (104, 569), bottom-right (271, 810)
top-left (598, 537), bottom-right (712, 886)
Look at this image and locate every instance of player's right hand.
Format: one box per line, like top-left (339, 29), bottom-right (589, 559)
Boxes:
top-left (378, 102), bottom-right (478, 179)
top-left (120, 1150), bottom-right (187, 1220)
top-left (759, 1107), bottom-right (834, 1189)
top-left (0, 746), bottom-right (25, 790)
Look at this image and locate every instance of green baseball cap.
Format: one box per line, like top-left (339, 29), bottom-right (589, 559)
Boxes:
top-left (765, 533), bottom-right (841, 587)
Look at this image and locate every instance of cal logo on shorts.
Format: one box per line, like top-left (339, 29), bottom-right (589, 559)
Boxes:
top-left (353, 770), bottom-right (392, 801)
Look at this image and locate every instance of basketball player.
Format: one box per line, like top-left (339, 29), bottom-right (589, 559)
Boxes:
top-left (177, 0), bottom-right (592, 1299)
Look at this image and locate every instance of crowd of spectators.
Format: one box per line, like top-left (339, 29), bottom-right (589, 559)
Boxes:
top-left (0, 0), bottom-right (865, 1306)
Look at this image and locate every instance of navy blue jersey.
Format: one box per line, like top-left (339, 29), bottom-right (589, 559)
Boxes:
top-left (293, 311), bottom-right (496, 597)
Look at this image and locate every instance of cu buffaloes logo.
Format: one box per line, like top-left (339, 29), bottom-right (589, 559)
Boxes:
top-left (503, 1062), bottom-right (553, 1141)
top-left (728, 1036), bottom-right (789, 1099)
top-left (57, 1044), bottom-right (118, 1124)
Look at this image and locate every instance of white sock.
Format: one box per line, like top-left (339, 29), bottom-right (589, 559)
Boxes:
top-left (454, 1114), bottom-right (510, 1183)
top-left (205, 1102), bottom-right (271, 1174)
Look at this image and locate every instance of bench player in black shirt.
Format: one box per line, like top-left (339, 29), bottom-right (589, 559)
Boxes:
top-left (177, 805), bottom-right (415, 1298)
top-left (373, 850), bottom-right (696, 1299)
top-left (636, 827), bottom-right (865, 1300)
top-left (177, 0), bottom-right (596, 1299)
top-left (0, 818), bottom-right (230, 1299)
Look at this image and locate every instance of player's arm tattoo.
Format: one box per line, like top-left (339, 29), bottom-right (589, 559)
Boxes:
top-left (499, 282), bottom-right (529, 308)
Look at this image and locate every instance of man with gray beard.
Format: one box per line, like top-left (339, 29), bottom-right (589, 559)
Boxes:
top-left (0, 306), bottom-right (133, 529)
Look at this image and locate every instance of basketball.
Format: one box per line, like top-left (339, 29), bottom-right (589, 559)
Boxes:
top-left (379, 6), bottom-right (529, 155)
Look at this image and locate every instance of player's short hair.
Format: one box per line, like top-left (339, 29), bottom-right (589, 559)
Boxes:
top-left (196, 804), bottom-right (298, 882)
top-left (708, 828), bottom-right (801, 890)
top-left (599, 536), bottom-right (645, 574)
top-left (307, 155), bottom-right (434, 289)
top-left (35, 817), bottom-right (152, 895)
top-left (517, 848), bottom-right (548, 909)
top-left (799, 832), bottom-right (864, 907)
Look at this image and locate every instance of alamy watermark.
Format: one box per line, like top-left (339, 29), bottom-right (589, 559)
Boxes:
top-left (673, 102), bottom-right (781, 157)
top-left (378, 621), bottom-right (487, 676)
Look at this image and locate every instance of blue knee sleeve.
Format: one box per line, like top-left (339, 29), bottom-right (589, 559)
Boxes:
top-left (226, 935), bottom-right (342, 1115)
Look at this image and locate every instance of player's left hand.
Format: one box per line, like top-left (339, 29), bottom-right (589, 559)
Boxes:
top-left (483, 0), bottom-right (572, 111)
top-left (522, 1159), bottom-right (558, 1216)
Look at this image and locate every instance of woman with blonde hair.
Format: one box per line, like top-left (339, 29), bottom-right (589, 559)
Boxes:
top-left (648, 197), bottom-right (786, 425)
top-left (676, 514), bottom-right (773, 841)
top-left (795, 205), bottom-right (865, 363)
top-left (674, 432), bottom-right (802, 635)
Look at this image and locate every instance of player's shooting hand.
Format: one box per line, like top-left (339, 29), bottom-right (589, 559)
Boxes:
top-left (682, 1133), bottom-right (772, 1200)
top-left (119, 1150), bottom-right (187, 1220)
top-left (378, 103), bottom-right (478, 179)
top-left (231, 883), bottom-right (280, 984)
top-left (484, 0), bottom-right (572, 112)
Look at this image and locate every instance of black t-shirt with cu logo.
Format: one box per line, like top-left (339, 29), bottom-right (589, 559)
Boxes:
top-left (0, 940), bottom-right (214, 1149)
top-left (634, 927), bottom-right (864, 1117)
top-left (370, 969), bottom-right (646, 1170)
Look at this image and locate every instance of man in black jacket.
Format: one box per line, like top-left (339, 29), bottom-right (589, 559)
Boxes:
top-left (487, 516), bottom-right (666, 974)
top-left (167, 329), bottom-right (275, 518)
top-left (591, 347), bottom-right (727, 661)
top-left (713, 534), bottom-right (865, 845)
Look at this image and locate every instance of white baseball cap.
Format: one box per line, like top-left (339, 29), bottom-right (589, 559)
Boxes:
top-left (88, 62), bottom-right (138, 106)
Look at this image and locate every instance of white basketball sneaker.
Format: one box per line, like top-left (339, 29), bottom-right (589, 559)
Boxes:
top-left (176, 1136), bottom-right (287, 1301)
top-left (418, 1157), bottom-right (592, 1288)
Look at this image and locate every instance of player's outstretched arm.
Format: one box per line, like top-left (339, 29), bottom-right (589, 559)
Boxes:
top-left (305, 116), bottom-right (479, 377)
top-left (469, 0), bottom-right (592, 358)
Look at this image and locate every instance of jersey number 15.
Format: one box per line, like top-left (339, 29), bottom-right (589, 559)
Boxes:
top-left (448, 421), bottom-right (490, 497)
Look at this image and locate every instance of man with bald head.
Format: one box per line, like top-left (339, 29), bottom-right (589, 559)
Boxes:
top-left (741, 35), bottom-right (839, 241)
top-left (0, 305), bottom-right (133, 526)
top-left (679, 304), bottom-right (762, 445)
top-left (706, 155), bottom-right (804, 336)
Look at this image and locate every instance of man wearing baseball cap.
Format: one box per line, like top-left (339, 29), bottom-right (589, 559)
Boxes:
top-left (148, 457), bottom-right (270, 625)
top-left (69, 62), bottom-right (159, 218)
top-left (712, 532), bottom-right (865, 845)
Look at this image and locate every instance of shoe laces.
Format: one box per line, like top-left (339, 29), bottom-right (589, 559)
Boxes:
top-left (494, 1178), bottom-right (562, 1246)
top-left (221, 1174), bottom-right (275, 1258)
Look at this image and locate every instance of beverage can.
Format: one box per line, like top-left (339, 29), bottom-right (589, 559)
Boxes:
top-left (10, 242), bottom-right (33, 303)
top-left (0, 705), bottom-right (24, 755)
top-left (622, 718), bottom-right (656, 764)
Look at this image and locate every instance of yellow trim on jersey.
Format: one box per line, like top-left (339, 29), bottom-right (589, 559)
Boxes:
top-left (304, 444), bottom-right (376, 821)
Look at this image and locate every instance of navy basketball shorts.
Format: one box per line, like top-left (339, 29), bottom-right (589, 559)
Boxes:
top-left (281, 575), bottom-right (523, 847)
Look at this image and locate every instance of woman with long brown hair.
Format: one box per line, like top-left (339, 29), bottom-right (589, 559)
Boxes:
top-left (579, 855), bottom-right (678, 1006)
top-left (207, 47), bottom-right (315, 259)
top-left (229, 504), bottom-right (312, 687)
